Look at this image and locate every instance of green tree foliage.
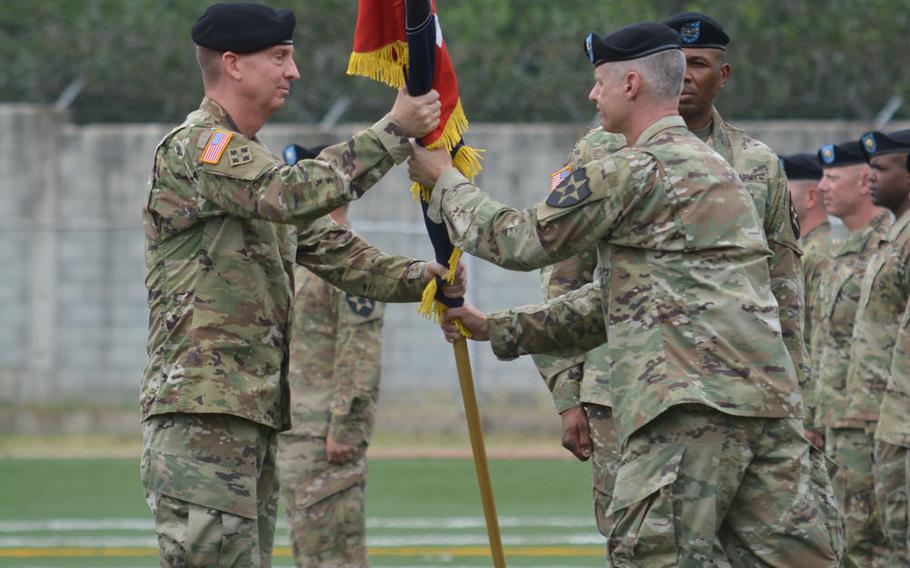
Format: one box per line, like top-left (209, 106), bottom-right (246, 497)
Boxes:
top-left (3, 0), bottom-right (909, 123)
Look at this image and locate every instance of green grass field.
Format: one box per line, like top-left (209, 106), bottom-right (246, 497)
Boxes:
top-left (0, 457), bottom-right (603, 567)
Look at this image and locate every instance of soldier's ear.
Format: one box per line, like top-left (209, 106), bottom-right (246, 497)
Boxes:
top-left (718, 62), bottom-right (731, 90)
top-left (222, 51), bottom-right (243, 82)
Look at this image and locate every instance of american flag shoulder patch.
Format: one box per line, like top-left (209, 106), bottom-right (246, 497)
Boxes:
top-left (200, 129), bottom-right (234, 164)
top-left (549, 164), bottom-right (572, 192)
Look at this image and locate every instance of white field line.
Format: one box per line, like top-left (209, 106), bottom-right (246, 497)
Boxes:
top-left (0, 516), bottom-right (594, 532)
top-left (0, 533), bottom-right (604, 548)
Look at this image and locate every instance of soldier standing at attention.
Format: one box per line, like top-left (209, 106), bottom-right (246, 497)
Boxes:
top-left (848, 130), bottom-right (910, 566)
top-left (813, 141), bottom-right (891, 567)
top-left (783, 153), bottom-right (840, 394)
top-left (138, 3), bottom-right (465, 566)
top-left (411, 22), bottom-right (842, 566)
top-left (532, 15), bottom-right (810, 537)
top-left (277, 200), bottom-right (385, 567)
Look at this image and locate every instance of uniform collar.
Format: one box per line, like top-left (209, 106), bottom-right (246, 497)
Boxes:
top-left (634, 114), bottom-right (688, 145)
top-left (198, 97), bottom-right (248, 138)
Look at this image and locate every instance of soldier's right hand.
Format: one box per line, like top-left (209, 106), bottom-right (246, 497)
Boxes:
top-left (442, 303), bottom-right (488, 342)
top-left (390, 87), bottom-right (441, 138)
top-left (559, 407), bottom-right (592, 461)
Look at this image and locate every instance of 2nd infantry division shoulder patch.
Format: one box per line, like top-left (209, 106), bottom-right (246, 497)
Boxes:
top-left (199, 129), bottom-right (233, 164)
top-left (228, 145), bottom-right (253, 166)
top-left (345, 293), bottom-right (376, 317)
top-left (546, 169), bottom-right (591, 208)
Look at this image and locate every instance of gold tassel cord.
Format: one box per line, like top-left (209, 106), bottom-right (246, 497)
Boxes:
top-left (345, 41), bottom-right (409, 88)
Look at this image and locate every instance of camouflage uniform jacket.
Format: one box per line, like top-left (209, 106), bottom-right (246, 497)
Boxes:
top-left (845, 208), bottom-right (910, 424)
top-left (532, 109), bottom-right (807, 416)
top-left (801, 222), bottom-right (838, 389)
top-left (814, 212), bottom-right (892, 429)
top-left (531, 127), bottom-right (626, 411)
top-left (142, 97), bottom-right (426, 430)
top-left (285, 264), bottom-right (384, 446)
top-left (428, 115), bottom-right (801, 442)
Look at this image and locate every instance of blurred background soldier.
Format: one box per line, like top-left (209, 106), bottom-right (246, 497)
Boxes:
top-left (783, 153), bottom-right (839, 394)
top-left (278, 195), bottom-right (384, 568)
top-left (814, 141), bottom-right (891, 567)
top-left (850, 130), bottom-right (910, 565)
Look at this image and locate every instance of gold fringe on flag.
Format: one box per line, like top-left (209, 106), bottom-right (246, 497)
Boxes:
top-left (345, 41), bottom-right (409, 88)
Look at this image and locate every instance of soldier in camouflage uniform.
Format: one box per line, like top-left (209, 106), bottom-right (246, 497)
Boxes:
top-left (783, 154), bottom-right (840, 385)
top-left (848, 130), bottom-right (910, 565)
top-left (277, 202), bottom-right (385, 568)
top-left (413, 22), bottom-right (842, 566)
top-left (532, 14), bottom-right (810, 540)
top-left (813, 141), bottom-right (891, 567)
top-left (138, 4), bottom-right (459, 566)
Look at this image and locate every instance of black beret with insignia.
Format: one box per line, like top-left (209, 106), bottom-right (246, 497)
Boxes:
top-left (780, 153), bottom-right (823, 181)
top-left (663, 12), bottom-right (730, 49)
top-left (859, 129), bottom-right (910, 163)
top-left (192, 2), bottom-right (295, 54)
top-left (584, 22), bottom-right (681, 67)
top-left (817, 141), bottom-right (866, 168)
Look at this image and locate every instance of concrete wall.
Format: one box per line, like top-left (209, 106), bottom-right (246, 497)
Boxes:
top-left (0, 104), bottom-right (902, 414)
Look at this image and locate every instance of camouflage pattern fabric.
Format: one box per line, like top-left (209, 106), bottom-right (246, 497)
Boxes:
top-left (586, 403), bottom-right (620, 539)
top-left (873, 439), bottom-right (910, 566)
top-left (141, 97), bottom-right (426, 432)
top-left (801, 222), bottom-right (838, 382)
top-left (532, 127), bottom-right (625, 411)
top-left (429, 115), bottom-right (802, 443)
top-left (606, 405), bottom-right (841, 567)
top-left (846, 209), bottom-right (910, 425)
top-left (277, 265), bottom-right (383, 566)
top-left (826, 427), bottom-right (889, 567)
top-left (140, 413), bottom-right (279, 568)
top-left (277, 437), bottom-right (370, 568)
top-left (532, 110), bottom-right (808, 420)
top-left (814, 212), bottom-right (893, 430)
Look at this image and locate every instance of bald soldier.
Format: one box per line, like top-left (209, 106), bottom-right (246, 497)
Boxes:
top-left (531, 14), bottom-right (811, 536)
top-left (813, 141), bottom-right (891, 567)
top-left (411, 22), bottom-right (841, 566)
top-left (850, 130), bottom-right (910, 565)
top-left (139, 4), bottom-right (465, 566)
top-left (783, 154), bottom-right (839, 389)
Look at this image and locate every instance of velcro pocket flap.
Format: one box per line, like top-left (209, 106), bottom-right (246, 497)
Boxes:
top-left (607, 444), bottom-right (686, 515)
top-left (296, 460), bottom-right (366, 509)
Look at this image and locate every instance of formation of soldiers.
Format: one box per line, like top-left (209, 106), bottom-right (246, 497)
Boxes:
top-left (138, 2), bottom-right (910, 567)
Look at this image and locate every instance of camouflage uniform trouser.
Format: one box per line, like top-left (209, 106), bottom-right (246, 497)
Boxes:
top-left (585, 403), bottom-right (620, 539)
top-left (826, 427), bottom-right (888, 567)
top-left (140, 413), bottom-right (279, 568)
top-left (606, 404), bottom-right (843, 568)
top-left (873, 439), bottom-right (910, 566)
top-left (276, 435), bottom-right (369, 568)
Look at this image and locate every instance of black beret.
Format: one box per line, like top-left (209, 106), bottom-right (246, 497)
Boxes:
top-left (781, 153), bottom-right (823, 181)
top-left (664, 12), bottom-right (730, 49)
top-left (818, 141), bottom-right (866, 168)
top-left (584, 23), bottom-right (681, 67)
top-left (192, 2), bottom-right (295, 54)
top-left (860, 130), bottom-right (910, 162)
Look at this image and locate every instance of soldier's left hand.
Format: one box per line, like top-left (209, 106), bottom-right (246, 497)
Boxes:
top-left (408, 143), bottom-right (453, 187)
top-left (425, 261), bottom-right (467, 298)
top-left (326, 433), bottom-right (358, 464)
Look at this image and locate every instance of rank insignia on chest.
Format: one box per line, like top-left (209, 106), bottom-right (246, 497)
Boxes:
top-left (546, 169), bottom-right (591, 208)
top-left (200, 129), bottom-right (233, 164)
top-left (549, 165), bottom-right (572, 192)
top-left (346, 293), bottom-right (375, 317)
top-left (228, 145), bottom-right (253, 166)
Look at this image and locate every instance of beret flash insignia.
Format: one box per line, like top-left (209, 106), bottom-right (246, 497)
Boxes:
top-left (820, 144), bottom-right (836, 165)
top-left (862, 133), bottom-right (877, 155)
top-left (679, 21), bottom-right (701, 44)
